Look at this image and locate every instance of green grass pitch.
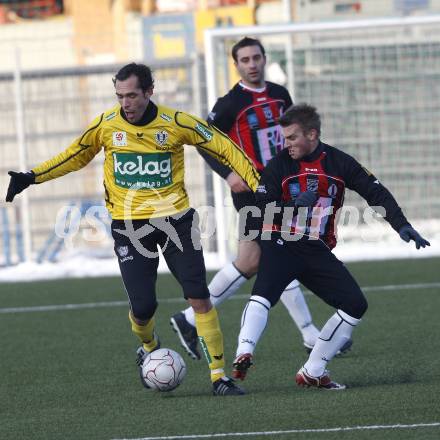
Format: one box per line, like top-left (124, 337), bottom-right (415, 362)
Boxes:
top-left (0, 257), bottom-right (439, 440)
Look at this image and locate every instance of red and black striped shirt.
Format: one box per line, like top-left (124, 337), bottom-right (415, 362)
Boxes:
top-left (256, 142), bottom-right (409, 249)
top-left (200, 81), bottom-right (293, 177)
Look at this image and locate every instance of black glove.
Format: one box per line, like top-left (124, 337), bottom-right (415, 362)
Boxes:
top-left (398, 225), bottom-right (430, 249)
top-left (5, 171), bottom-right (35, 202)
top-left (294, 190), bottom-right (318, 208)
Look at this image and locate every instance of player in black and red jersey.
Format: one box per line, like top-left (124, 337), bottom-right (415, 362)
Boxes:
top-left (232, 103), bottom-right (430, 389)
top-left (171, 37), bottom-right (326, 361)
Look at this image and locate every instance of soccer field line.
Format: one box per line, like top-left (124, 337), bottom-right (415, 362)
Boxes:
top-left (111, 422), bottom-right (440, 440)
top-left (0, 281), bottom-right (439, 314)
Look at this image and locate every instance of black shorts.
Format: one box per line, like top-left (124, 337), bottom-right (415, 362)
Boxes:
top-left (252, 233), bottom-right (368, 319)
top-left (111, 208), bottom-right (209, 320)
top-left (231, 191), bottom-right (262, 242)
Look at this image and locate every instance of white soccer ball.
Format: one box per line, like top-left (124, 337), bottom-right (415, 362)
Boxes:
top-left (141, 348), bottom-right (187, 391)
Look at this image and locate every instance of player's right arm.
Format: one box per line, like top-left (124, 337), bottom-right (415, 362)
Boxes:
top-left (5, 114), bottom-right (103, 202)
top-left (32, 114), bottom-right (104, 183)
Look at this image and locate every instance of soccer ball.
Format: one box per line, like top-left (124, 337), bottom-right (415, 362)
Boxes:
top-left (141, 348), bottom-right (187, 391)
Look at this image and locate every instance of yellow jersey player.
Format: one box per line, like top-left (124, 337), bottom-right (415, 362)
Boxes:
top-left (5, 63), bottom-right (260, 396)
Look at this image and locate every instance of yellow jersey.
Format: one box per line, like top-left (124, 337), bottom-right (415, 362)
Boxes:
top-left (32, 103), bottom-right (260, 219)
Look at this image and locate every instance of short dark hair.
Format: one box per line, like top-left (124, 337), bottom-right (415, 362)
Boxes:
top-left (231, 37), bottom-right (266, 62)
top-left (278, 103), bottom-right (321, 136)
top-left (113, 63), bottom-right (154, 92)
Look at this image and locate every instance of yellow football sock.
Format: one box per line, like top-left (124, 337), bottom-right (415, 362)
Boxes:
top-left (194, 307), bottom-right (225, 383)
top-left (128, 311), bottom-right (159, 352)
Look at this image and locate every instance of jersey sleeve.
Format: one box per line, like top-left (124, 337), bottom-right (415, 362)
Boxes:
top-left (196, 148), bottom-right (232, 180)
top-left (283, 89), bottom-right (294, 109)
top-left (197, 96), bottom-right (237, 179)
top-left (343, 155), bottom-right (410, 232)
top-left (32, 114), bottom-right (104, 183)
top-left (207, 96), bottom-right (235, 133)
top-left (175, 112), bottom-right (260, 191)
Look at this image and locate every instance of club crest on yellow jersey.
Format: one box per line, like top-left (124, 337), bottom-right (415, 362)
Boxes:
top-left (155, 130), bottom-right (168, 146)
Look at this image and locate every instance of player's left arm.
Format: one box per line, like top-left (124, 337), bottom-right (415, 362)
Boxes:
top-left (175, 112), bottom-right (260, 191)
top-left (344, 155), bottom-right (430, 249)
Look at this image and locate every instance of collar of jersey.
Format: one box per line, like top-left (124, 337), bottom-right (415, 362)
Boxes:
top-left (301, 141), bottom-right (325, 162)
top-left (120, 101), bottom-right (158, 126)
top-left (238, 81), bottom-right (266, 93)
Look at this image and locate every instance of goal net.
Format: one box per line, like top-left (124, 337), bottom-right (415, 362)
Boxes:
top-left (205, 15), bottom-right (440, 262)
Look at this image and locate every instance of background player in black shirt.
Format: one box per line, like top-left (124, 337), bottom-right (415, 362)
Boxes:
top-left (171, 38), bottom-right (325, 361)
top-left (232, 103), bottom-right (430, 389)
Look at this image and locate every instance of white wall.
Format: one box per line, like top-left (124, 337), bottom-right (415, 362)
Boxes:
top-left (0, 18), bottom-right (76, 72)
